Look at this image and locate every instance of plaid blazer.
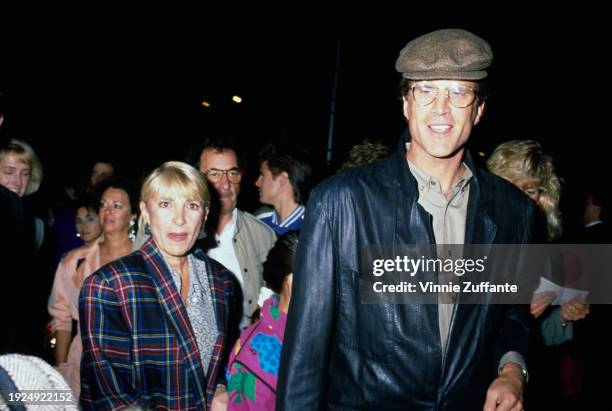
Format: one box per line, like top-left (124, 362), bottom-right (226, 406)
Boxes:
top-left (79, 238), bottom-right (239, 410)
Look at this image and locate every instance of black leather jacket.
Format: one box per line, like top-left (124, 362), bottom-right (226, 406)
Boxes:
top-left (277, 139), bottom-right (534, 411)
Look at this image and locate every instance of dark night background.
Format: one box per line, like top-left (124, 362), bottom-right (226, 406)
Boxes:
top-left (0, 12), bottom-right (604, 231)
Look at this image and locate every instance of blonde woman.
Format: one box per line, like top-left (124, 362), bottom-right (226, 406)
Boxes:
top-left (0, 138), bottom-right (45, 247)
top-left (486, 140), bottom-right (562, 242)
top-left (80, 162), bottom-right (239, 410)
top-left (487, 140), bottom-right (589, 338)
top-left (0, 138), bottom-right (43, 198)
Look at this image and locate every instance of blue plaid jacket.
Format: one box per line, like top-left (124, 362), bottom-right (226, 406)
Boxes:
top-left (79, 238), bottom-right (239, 410)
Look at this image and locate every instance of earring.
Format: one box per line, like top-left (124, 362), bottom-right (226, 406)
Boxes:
top-left (144, 222), bottom-right (151, 236)
top-left (76, 232), bottom-right (81, 238)
top-left (128, 219), bottom-right (137, 242)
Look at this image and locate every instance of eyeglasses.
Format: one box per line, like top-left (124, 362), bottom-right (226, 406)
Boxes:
top-left (410, 83), bottom-right (478, 108)
top-left (204, 168), bottom-right (242, 183)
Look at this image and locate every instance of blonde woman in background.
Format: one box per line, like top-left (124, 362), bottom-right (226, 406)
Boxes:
top-left (487, 140), bottom-right (589, 328)
top-left (487, 139), bottom-right (562, 241)
top-left (0, 138), bottom-right (43, 199)
top-left (488, 139), bottom-right (592, 408)
top-left (0, 138), bottom-right (45, 248)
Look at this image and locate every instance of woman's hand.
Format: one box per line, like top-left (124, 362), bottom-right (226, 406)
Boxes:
top-left (530, 291), bottom-right (556, 318)
top-left (560, 299), bottom-right (590, 324)
top-left (211, 385), bottom-right (228, 411)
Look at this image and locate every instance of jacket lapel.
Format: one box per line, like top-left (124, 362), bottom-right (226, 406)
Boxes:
top-left (385, 140), bottom-right (444, 376)
top-left (201, 253), bottom-right (226, 335)
top-left (444, 154), bottom-right (498, 388)
top-left (195, 249), bottom-right (227, 399)
top-left (140, 238), bottom-right (207, 386)
top-left (464, 151), bottom-right (497, 246)
top-left (394, 134), bottom-right (500, 379)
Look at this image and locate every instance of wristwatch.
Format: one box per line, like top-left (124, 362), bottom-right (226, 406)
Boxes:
top-left (499, 362), bottom-right (529, 383)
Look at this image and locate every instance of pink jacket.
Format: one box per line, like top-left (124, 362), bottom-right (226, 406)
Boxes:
top-left (227, 297), bottom-right (287, 410)
top-left (47, 238), bottom-right (101, 396)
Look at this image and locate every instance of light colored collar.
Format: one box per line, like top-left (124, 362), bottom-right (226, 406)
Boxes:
top-left (585, 220), bottom-right (604, 228)
top-left (216, 208), bottom-right (238, 239)
top-left (273, 204), bottom-right (305, 228)
top-left (405, 142), bottom-right (473, 192)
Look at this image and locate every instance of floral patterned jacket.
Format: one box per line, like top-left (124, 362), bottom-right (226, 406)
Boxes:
top-left (227, 296), bottom-right (287, 410)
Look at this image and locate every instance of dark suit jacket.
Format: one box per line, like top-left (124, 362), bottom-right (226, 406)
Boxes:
top-left (0, 186), bottom-right (41, 355)
top-left (277, 136), bottom-right (533, 411)
top-left (577, 222), bottom-right (612, 409)
top-left (0, 186), bottom-right (24, 354)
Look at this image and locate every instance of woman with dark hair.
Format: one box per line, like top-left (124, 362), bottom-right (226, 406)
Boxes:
top-left (73, 194), bottom-right (103, 245)
top-left (48, 180), bottom-right (137, 397)
top-left (226, 231), bottom-right (298, 410)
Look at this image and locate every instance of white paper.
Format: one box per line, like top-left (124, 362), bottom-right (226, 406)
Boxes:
top-left (534, 276), bottom-right (589, 305)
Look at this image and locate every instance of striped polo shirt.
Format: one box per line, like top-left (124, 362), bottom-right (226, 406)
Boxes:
top-left (258, 204), bottom-right (305, 235)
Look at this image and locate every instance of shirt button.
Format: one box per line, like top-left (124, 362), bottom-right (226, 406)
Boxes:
top-left (244, 268), bottom-right (248, 272)
top-left (430, 181), bottom-right (436, 186)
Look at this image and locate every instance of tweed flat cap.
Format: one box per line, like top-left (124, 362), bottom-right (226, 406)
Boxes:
top-left (395, 28), bottom-right (493, 80)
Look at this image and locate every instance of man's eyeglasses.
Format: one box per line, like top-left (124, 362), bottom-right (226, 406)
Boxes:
top-left (204, 168), bottom-right (242, 183)
top-left (410, 83), bottom-right (478, 108)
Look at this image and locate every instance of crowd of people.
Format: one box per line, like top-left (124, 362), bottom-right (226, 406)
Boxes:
top-left (1, 28), bottom-right (610, 411)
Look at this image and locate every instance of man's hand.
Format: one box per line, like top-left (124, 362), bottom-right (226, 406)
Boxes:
top-left (530, 291), bottom-right (556, 318)
top-left (211, 385), bottom-right (228, 411)
top-left (483, 363), bottom-right (524, 411)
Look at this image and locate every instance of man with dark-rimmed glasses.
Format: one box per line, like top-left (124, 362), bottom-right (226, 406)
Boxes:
top-left (189, 137), bottom-right (276, 331)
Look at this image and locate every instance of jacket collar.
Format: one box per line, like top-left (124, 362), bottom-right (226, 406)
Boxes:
top-left (234, 208), bottom-right (244, 236)
top-left (199, 243), bottom-right (229, 384)
top-left (385, 130), bottom-right (497, 245)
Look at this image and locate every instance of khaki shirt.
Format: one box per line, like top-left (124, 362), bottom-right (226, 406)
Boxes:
top-left (407, 156), bottom-right (472, 352)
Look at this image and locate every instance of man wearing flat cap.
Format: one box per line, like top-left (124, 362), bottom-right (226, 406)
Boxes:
top-left (278, 29), bottom-right (532, 411)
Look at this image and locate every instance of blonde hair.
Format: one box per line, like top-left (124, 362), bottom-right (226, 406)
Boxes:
top-left (140, 161), bottom-right (210, 206)
top-left (0, 138), bottom-right (44, 195)
top-left (135, 161), bottom-right (210, 249)
top-left (487, 140), bottom-right (562, 241)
